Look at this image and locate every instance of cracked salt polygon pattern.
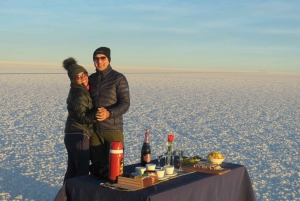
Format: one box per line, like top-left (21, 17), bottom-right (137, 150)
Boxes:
top-left (0, 71), bottom-right (299, 201)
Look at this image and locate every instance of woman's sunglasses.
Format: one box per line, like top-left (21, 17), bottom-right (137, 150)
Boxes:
top-left (75, 72), bottom-right (88, 80)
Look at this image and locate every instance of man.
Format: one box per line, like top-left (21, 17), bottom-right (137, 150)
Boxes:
top-left (89, 47), bottom-right (130, 165)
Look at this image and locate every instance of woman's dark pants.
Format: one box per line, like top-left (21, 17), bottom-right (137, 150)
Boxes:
top-left (64, 134), bottom-right (90, 182)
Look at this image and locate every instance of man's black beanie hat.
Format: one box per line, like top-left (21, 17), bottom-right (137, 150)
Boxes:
top-left (93, 47), bottom-right (111, 62)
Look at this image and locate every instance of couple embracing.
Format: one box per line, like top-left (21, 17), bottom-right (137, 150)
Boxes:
top-left (62, 47), bottom-right (130, 182)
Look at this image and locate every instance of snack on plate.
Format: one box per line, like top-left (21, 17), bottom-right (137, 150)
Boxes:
top-left (193, 162), bottom-right (223, 170)
top-left (181, 155), bottom-right (202, 165)
top-left (144, 171), bottom-right (158, 184)
top-left (207, 151), bottom-right (225, 159)
top-left (134, 175), bottom-right (145, 181)
top-left (191, 155), bottom-right (202, 160)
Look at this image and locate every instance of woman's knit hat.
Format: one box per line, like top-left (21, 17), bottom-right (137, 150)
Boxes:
top-left (62, 57), bottom-right (87, 82)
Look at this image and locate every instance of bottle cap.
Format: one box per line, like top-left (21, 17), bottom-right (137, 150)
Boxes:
top-left (110, 141), bottom-right (123, 153)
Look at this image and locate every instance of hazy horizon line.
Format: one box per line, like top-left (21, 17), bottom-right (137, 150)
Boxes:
top-left (0, 60), bottom-right (299, 74)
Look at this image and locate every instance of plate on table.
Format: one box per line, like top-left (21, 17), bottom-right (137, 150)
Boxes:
top-left (158, 175), bottom-right (169, 181)
top-left (131, 172), bottom-right (138, 176)
top-left (166, 172), bottom-right (177, 177)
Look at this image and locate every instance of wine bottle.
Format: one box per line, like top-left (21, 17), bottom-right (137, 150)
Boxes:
top-left (140, 129), bottom-right (151, 166)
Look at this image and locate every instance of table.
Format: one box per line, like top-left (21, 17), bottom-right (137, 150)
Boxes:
top-left (54, 161), bottom-right (256, 201)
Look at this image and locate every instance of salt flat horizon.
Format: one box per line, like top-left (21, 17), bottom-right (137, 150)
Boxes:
top-left (0, 67), bottom-right (299, 200)
top-left (1, 60), bottom-right (299, 74)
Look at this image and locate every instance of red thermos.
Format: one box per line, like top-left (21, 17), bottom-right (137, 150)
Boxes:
top-left (108, 141), bottom-right (124, 183)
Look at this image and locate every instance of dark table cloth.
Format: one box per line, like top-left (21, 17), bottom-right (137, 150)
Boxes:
top-left (54, 161), bottom-right (256, 201)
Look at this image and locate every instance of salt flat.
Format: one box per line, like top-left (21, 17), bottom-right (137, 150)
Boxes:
top-left (0, 66), bottom-right (299, 201)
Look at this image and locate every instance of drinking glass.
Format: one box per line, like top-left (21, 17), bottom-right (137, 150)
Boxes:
top-left (173, 147), bottom-right (180, 168)
top-left (171, 142), bottom-right (177, 166)
top-left (155, 144), bottom-right (164, 169)
top-left (177, 143), bottom-right (185, 172)
top-left (162, 142), bottom-right (168, 167)
top-left (166, 133), bottom-right (175, 166)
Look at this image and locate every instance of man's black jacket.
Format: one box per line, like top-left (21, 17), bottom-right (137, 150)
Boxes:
top-left (89, 65), bottom-right (130, 133)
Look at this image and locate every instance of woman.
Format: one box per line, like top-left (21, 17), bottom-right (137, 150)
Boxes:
top-left (62, 57), bottom-right (96, 182)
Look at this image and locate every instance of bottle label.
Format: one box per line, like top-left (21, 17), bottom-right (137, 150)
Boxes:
top-left (143, 154), bottom-right (151, 163)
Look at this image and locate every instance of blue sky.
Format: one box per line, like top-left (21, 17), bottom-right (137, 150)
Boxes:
top-left (0, 0), bottom-right (299, 72)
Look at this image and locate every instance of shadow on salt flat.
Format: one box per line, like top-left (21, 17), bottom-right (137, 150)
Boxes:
top-left (0, 167), bottom-right (60, 201)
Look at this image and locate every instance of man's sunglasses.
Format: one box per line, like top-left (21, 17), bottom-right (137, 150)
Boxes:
top-left (94, 56), bottom-right (107, 61)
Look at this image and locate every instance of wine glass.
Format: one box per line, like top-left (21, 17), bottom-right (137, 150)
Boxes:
top-left (177, 143), bottom-right (185, 172)
top-left (155, 144), bottom-right (164, 169)
top-left (162, 142), bottom-right (168, 167)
